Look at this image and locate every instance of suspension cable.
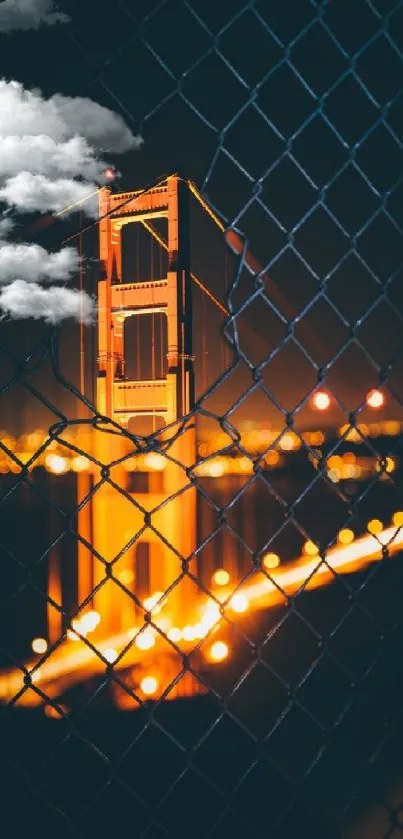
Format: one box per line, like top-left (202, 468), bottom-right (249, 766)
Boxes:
top-left (140, 219), bottom-right (229, 317)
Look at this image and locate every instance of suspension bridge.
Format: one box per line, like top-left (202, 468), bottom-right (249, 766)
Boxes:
top-left (0, 174), bottom-right (402, 712)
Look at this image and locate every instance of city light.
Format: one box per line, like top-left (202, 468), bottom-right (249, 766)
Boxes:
top-left (392, 511), bottom-right (403, 528)
top-left (167, 627), bottom-right (182, 643)
top-left (31, 637), bottom-right (47, 655)
top-left (140, 676), bottom-right (158, 696)
top-left (45, 454), bottom-right (69, 474)
top-left (209, 641), bottom-right (229, 662)
top-left (312, 391), bottom-right (331, 411)
top-left (207, 460), bottom-right (225, 478)
top-left (31, 668), bottom-right (42, 683)
top-left (143, 592), bottom-right (165, 615)
top-left (135, 629), bottom-right (155, 650)
top-left (104, 648), bottom-right (118, 664)
top-left (279, 433), bottom-right (297, 451)
top-left (80, 611), bottom-right (101, 633)
top-left (338, 529), bottom-right (355, 545)
top-left (303, 540), bottom-right (319, 556)
top-left (143, 453), bottom-right (166, 471)
top-left (212, 569), bottom-right (230, 586)
top-left (262, 552), bottom-right (280, 570)
top-left (2, 522), bottom-right (403, 707)
top-left (366, 389), bottom-right (385, 409)
top-left (367, 518), bottom-right (383, 535)
top-left (201, 601), bottom-right (221, 630)
top-left (229, 593), bottom-right (248, 613)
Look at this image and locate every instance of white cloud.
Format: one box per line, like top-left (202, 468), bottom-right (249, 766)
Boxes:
top-left (0, 0), bottom-right (69, 33)
top-left (0, 79), bottom-right (142, 322)
top-left (0, 280), bottom-right (95, 324)
top-left (0, 135), bottom-right (107, 182)
top-left (51, 94), bottom-right (144, 154)
top-left (0, 172), bottom-right (99, 216)
top-left (0, 242), bottom-right (79, 283)
top-left (0, 80), bottom-right (143, 217)
top-left (0, 80), bottom-right (142, 153)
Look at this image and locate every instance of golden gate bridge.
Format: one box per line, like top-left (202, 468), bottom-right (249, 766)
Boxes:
top-left (0, 174), bottom-right (402, 713)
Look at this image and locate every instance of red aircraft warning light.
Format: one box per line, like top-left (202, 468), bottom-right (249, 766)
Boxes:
top-left (103, 166), bottom-right (117, 182)
top-left (366, 389), bottom-right (385, 409)
top-left (312, 390), bottom-right (331, 411)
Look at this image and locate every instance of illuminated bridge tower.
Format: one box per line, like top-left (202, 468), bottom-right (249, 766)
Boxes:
top-left (78, 175), bottom-right (197, 635)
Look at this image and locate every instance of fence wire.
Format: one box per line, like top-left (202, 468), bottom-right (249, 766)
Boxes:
top-left (1, 1), bottom-right (403, 837)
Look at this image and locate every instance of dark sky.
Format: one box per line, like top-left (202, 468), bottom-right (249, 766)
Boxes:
top-left (0, 0), bottom-right (403, 435)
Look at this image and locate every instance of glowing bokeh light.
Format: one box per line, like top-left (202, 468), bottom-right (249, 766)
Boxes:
top-left (303, 540), bottom-right (319, 556)
top-left (143, 592), bottom-right (164, 615)
top-left (230, 593), bottom-right (248, 613)
top-left (392, 511), bottom-right (403, 528)
top-left (140, 676), bottom-right (158, 696)
top-left (209, 641), bottom-right (229, 662)
top-left (312, 391), bottom-right (331, 411)
top-left (143, 453), bottom-right (165, 471)
top-left (366, 389), bottom-right (385, 409)
top-left (45, 454), bottom-right (69, 474)
top-left (103, 166), bottom-right (117, 181)
top-left (104, 648), bottom-right (118, 663)
top-left (167, 627), bottom-right (182, 643)
top-left (263, 552), bottom-right (280, 570)
top-left (367, 518), bottom-right (383, 535)
top-left (212, 569), bottom-right (230, 586)
top-left (31, 637), bottom-right (47, 655)
top-left (338, 529), bottom-right (355, 545)
top-left (182, 626), bottom-right (196, 641)
top-left (135, 629), bottom-right (155, 650)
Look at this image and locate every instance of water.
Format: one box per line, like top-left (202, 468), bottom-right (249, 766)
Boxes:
top-left (1, 459), bottom-right (403, 836)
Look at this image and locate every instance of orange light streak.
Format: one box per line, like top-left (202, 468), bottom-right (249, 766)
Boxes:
top-left (1, 526), bottom-right (402, 707)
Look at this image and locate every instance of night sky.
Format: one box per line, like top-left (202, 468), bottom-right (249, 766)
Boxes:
top-left (0, 0), bottom-right (403, 435)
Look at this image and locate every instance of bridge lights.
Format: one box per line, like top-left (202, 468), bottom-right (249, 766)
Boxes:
top-left (338, 529), bottom-right (355, 545)
top-left (303, 540), bottom-right (319, 557)
top-left (135, 629), bottom-right (155, 650)
top-left (212, 569), bottom-right (230, 586)
top-left (31, 637), bottom-right (47, 655)
top-left (104, 648), bottom-right (118, 663)
top-left (392, 511), bottom-right (403, 527)
top-left (262, 552), bottom-right (280, 570)
top-left (140, 676), bottom-right (158, 696)
top-left (229, 593), bottom-right (248, 613)
top-left (366, 389), bottom-right (385, 409)
top-left (311, 390), bottom-right (331, 411)
top-left (209, 641), bottom-right (229, 662)
top-left (367, 518), bottom-right (383, 535)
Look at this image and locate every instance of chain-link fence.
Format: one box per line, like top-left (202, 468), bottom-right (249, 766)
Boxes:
top-left (1, 1), bottom-right (403, 837)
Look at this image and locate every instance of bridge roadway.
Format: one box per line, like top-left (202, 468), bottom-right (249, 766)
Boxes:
top-left (0, 526), bottom-right (402, 706)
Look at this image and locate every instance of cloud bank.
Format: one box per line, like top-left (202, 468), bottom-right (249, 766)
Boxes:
top-left (0, 79), bottom-right (143, 322)
top-left (0, 172), bottom-right (99, 216)
top-left (0, 81), bottom-right (143, 216)
top-left (0, 280), bottom-right (95, 324)
top-left (0, 0), bottom-right (69, 33)
top-left (0, 242), bottom-right (79, 283)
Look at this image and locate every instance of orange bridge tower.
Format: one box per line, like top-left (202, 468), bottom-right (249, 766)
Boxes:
top-left (78, 175), bottom-right (197, 636)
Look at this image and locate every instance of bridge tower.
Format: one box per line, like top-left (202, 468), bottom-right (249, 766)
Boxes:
top-left (78, 175), bottom-right (197, 636)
